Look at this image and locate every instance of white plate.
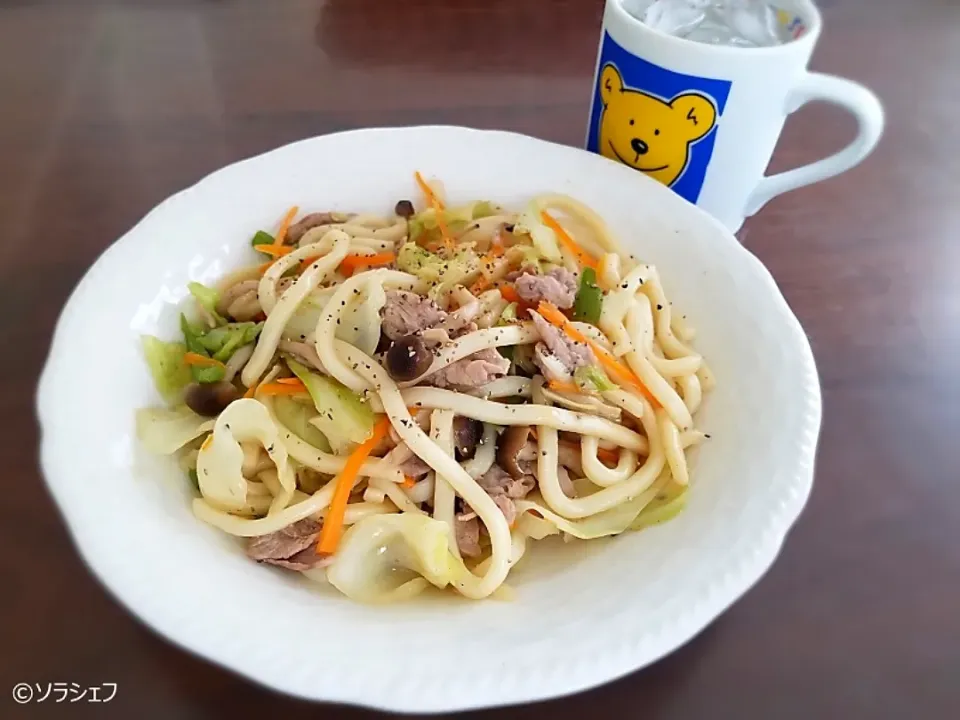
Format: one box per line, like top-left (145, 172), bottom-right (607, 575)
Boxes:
top-left (37, 126), bottom-right (820, 712)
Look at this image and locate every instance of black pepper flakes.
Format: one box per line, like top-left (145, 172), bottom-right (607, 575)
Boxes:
top-left (657, 304), bottom-right (663, 310)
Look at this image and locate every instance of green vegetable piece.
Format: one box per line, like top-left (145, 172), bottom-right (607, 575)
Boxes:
top-left (516, 203), bottom-right (561, 262)
top-left (287, 360), bottom-right (374, 454)
top-left (407, 215), bottom-right (426, 243)
top-left (397, 242), bottom-right (437, 274)
top-left (193, 364), bottom-right (225, 384)
top-left (471, 200), bottom-right (497, 219)
top-left (396, 242), bottom-right (478, 285)
top-left (630, 484), bottom-right (687, 530)
top-left (197, 322), bottom-right (259, 354)
top-left (180, 313), bottom-right (206, 354)
top-left (574, 365), bottom-right (616, 393)
top-left (141, 335), bottom-right (191, 401)
top-left (272, 395), bottom-right (332, 452)
top-left (251, 230), bottom-right (275, 247)
top-left (497, 302), bottom-right (518, 326)
top-left (513, 244), bottom-right (543, 272)
top-left (179, 314), bottom-right (225, 384)
top-left (211, 322), bottom-right (263, 362)
top-left (408, 206), bottom-right (476, 243)
top-left (573, 267), bottom-right (603, 324)
top-left (187, 282), bottom-right (224, 325)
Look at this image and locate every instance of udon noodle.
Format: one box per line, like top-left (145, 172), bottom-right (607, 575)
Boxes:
top-left (135, 175), bottom-right (711, 603)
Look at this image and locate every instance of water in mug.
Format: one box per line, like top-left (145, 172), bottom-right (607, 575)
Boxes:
top-left (621, 0), bottom-right (792, 47)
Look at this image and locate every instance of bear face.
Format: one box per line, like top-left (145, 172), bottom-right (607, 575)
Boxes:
top-left (598, 64), bottom-right (717, 188)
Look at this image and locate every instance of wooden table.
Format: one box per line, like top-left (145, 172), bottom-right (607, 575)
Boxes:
top-left (3, 0), bottom-right (957, 718)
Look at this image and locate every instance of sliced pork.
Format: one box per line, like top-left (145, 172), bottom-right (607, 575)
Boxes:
top-left (455, 514), bottom-right (482, 558)
top-left (427, 347), bottom-right (511, 389)
top-left (514, 267), bottom-right (578, 309)
top-left (398, 454), bottom-right (432, 479)
top-left (528, 310), bottom-right (594, 381)
top-left (477, 464), bottom-right (536, 525)
top-left (287, 211), bottom-right (350, 245)
top-left (381, 290), bottom-right (448, 340)
top-left (246, 518), bottom-right (325, 571)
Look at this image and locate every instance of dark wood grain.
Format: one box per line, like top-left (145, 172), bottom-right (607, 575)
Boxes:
top-left (2, 0), bottom-right (958, 718)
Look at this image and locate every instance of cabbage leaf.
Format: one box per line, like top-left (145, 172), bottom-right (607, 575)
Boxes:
top-left (629, 482), bottom-right (687, 530)
top-left (396, 242), bottom-right (479, 285)
top-left (195, 398), bottom-right (296, 511)
top-left (337, 281), bottom-right (386, 356)
top-left (326, 514), bottom-right (460, 603)
top-left (136, 405), bottom-right (214, 455)
top-left (514, 479), bottom-right (666, 540)
top-left (141, 335), bottom-right (191, 402)
top-left (514, 203), bottom-right (561, 262)
top-left (271, 395), bottom-right (331, 452)
top-left (288, 360), bottom-right (374, 454)
top-left (188, 282), bottom-right (224, 325)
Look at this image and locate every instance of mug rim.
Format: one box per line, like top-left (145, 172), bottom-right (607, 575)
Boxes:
top-left (608, 0), bottom-right (823, 56)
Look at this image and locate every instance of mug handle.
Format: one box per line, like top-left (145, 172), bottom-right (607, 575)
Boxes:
top-left (744, 72), bottom-right (884, 217)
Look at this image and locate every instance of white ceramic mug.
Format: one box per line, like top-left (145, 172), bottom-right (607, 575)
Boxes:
top-left (586, 0), bottom-right (884, 231)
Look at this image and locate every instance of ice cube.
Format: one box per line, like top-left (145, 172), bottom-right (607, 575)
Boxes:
top-left (622, 0), bottom-right (790, 48)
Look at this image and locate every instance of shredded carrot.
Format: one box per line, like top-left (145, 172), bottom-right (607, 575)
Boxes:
top-left (540, 211), bottom-right (599, 271)
top-left (317, 416), bottom-right (392, 555)
top-left (242, 377), bottom-right (263, 398)
top-left (496, 284), bottom-right (537, 318)
top-left (401, 475), bottom-right (416, 489)
top-left (276, 377), bottom-right (306, 386)
top-left (537, 301), bottom-right (659, 406)
top-left (256, 381), bottom-right (308, 396)
top-left (469, 277), bottom-right (491, 294)
top-left (499, 285), bottom-right (521, 303)
top-left (183, 352), bottom-right (225, 369)
top-left (596, 447), bottom-right (620, 466)
top-left (200, 435), bottom-right (213, 451)
top-left (255, 244), bottom-right (293, 259)
top-left (414, 171), bottom-right (453, 252)
top-left (414, 171), bottom-right (444, 210)
top-left (472, 240), bottom-right (507, 294)
top-left (273, 205), bottom-right (299, 248)
top-left (547, 379), bottom-right (580, 394)
top-left (299, 256), bottom-right (320, 273)
top-left (339, 251), bottom-right (396, 276)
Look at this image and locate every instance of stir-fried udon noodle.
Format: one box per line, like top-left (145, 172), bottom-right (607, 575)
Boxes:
top-left (136, 174), bottom-right (712, 603)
